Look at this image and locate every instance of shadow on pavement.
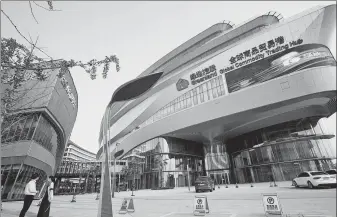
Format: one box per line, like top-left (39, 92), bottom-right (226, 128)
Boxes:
top-left (1, 208), bottom-right (36, 217)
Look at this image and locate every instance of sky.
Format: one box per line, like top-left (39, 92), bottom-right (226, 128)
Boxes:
top-left (1, 1), bottom-right (336, 154)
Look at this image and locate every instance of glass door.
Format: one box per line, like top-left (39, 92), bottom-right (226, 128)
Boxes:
top-left (209, 170), bottom-right (230, 185)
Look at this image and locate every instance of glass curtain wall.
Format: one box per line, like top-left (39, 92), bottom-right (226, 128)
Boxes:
top-left (1, 113), bottom-right (62, 157)
top-left (203, 141), bottom-right (231, 185)
top-left (1, 112), bottom-right (62, 200)
top-left (1, 164), bottom-right (46, 200)
top-left (122, 137), bottom-right (204, 189)
top-left (139, 75), bottom-right (226, 128)
top-left (228, 117), bottom-right (336, 183)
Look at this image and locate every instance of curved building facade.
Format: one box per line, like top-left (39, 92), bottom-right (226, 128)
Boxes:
top-left (1, 60), bottom-right (78, 200)
top-left (98, 5), bottom-right (336, 189)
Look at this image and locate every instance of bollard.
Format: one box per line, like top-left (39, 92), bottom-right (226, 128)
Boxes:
top-left (131, 186), bottom-right (135, 196)
top-left (71, 194), bottom-right (76, 202)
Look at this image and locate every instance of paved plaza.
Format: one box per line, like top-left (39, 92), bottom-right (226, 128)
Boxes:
top-left (1, 182), bottom-right (336, 217)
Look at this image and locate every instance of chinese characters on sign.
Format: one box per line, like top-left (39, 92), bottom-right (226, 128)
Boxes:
top-left (60, 75), bottom-right (77, 108)
top-left (229, 36), bottom-right (286, 65)
top-left (188, 36), bottom-right (304, 85)
top-left (262, 194), bottom-right (282, 215)
top-left (225, 36), bottom-right (303, 69)
top-left (219, 37), bottom-right (303, 75)
top-left (193, 196), bottom-right (209, 216)
top-left (190, 64), bottom-right (217, 85)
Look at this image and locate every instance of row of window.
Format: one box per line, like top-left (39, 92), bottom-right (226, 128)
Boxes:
top-left (235, 159), bottom-right (334, 183)
top-left (1, 113), bottom-right (39, 144)
top-left (139, 75), bottom-right (226, 128)
top-left (1, 113), bottom-right (62, 157)
top-left (65, 146), bottom-right (96, 159)
top-left (57, 162), bottom-right (99, 174)
top-left (233, 138), bottom-right (335, 168)
top-left (226, 117), bottom-right (331, 153)
top-left (65, 153), bottom-right (95, 162)
top-left (123, 154), bottom-right (203, 174)
top-left (122, 137), bottom-right (204, 161)
top-left (1, 164), bottom-right (46, 200)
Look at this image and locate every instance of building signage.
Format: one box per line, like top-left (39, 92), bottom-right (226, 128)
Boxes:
top-left (262, 193), bottom-right (283, 216)
top-left (60, 75), bottom-right (77, 108)
top-left (189, 64), bottom-right (217, 85)
top-left (188, 37), bottom-right (303, 85)
top-left (176, 78), bottom-right (190, 91)
top-left (219, 36), bottom-right (303, 74)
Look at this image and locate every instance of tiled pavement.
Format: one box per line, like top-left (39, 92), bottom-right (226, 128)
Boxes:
top-left (1, 182), bottom-right (336, 217)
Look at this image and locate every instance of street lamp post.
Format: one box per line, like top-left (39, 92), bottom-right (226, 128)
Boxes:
top-left (114, 143), bottom-right (119, 193)
top-left (118, 164), bottom-right (121, 193)
top-left (187, 164), bottom-right (190, 191)
top-left (131, 170), bottom-right (135, 196)
top-left (98, 71), bottom-right (163, 217)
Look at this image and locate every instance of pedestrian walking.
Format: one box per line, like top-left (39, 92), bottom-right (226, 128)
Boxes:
top-left (37, 176), bottom-right (55, 217)
top-left (19, 173), bottom-right (39, 217)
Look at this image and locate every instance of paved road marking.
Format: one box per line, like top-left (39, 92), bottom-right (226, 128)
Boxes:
top-left (159, 212), bottom-right (176, 217)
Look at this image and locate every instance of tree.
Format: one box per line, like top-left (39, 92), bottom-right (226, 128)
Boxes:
top-left (122, 158), bottom-right (142, 190)
top-left (153, 142), bottom-right (168, 188)
top-left (1, 1), bottom-right (121, 205)
top-left (1, 2), bottom-right (121, 123)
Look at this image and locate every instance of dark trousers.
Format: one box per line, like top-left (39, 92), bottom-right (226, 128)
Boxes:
top-left (19, 195), bottom-right (34, 217)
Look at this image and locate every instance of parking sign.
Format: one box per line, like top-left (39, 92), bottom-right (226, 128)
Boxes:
top-left (193, 195), bottom-right (209, 216)
top-left (262, 193), bottom-right (282, 216)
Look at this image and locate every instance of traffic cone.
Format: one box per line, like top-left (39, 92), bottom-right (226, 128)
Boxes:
top-left (127, 198), bottom-right (135, 213)
top-left (119, 198), bottom-right (128, 214)
top-left (71, 194), bottom-right (76, 202)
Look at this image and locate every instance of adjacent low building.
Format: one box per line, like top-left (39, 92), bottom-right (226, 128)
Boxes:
top-left (55, 141), bottom-right (100, 194)
top-left (55, 141), bottom-right (127, 193)
top-left (62, 140), bottom-right (96, 162)
top-left (1, 60), bottom-right (78, 200)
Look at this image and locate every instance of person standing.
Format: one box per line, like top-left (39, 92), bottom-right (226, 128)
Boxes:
top-left (19, 173), bottom-right (39, 217)
top-left (37, 176), bottom-right (55, 217)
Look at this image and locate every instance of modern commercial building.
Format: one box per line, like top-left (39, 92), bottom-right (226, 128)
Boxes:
top-left (1, 60), bottom-right (78, 200)
top-left (98, 5), bottom-right (336, 189)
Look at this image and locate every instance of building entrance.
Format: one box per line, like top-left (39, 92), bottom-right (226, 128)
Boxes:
top-left (208, 170), bottom-right (230, 185)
